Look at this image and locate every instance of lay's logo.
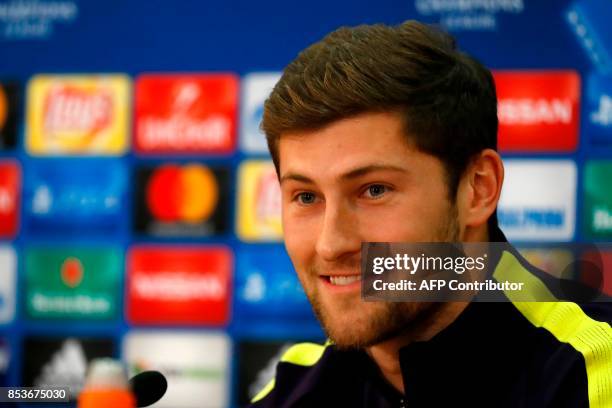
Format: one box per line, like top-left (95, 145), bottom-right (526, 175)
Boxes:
top-left (43, 86), bottom-right (113, 134)
top-left (253, 167), bottom-right (281, 224)
top-left (26, 75), bottom-right (130, 155)
top-left (493, 71), bottom-right (580, 152)
top-left (236, 161), bottom-right (282, 241)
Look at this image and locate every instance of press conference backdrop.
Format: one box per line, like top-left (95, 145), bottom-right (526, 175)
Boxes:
top-left (0, 0), bottom-right (611, 407)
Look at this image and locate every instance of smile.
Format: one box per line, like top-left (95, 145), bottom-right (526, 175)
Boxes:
top-left (327, 275), bottom-right (362, 286)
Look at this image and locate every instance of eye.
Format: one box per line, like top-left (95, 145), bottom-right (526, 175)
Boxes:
top-left (295, 191), bottom-right (317, 204)
top-left (363, 184), bottom-right (389, 199)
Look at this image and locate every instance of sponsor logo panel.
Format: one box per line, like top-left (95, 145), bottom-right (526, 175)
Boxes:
top-left (123, 331), bottom-right (230, 408)
top-left (26, 75), bottom-right (130, 155)
top-left (23, 159), bottom-right (127, 236)
top-left (239, 73), bottom-right (280, 154)
top-left (0, 81), bottom-right (19, 150)
top-left (126, 245), bottom-right (232, 325)
top-left (584, 73), bottom-right (612, 144)
top-left (235, 247), bottom-right (312, 319)
top-left (499, 160), bottom-right (576, 241)
top-left (494, 71), bottom-right (580, 152)
top-left (133, 163), bottom-right (229, 237)
top-left (134, 74), bottom-right (238, 155)
top-left (236, 160), bottom-right (282, 241)
top-left (0, 246), bottom-right (16, 324)
top-left (584, 161), bottom-right (612, 239)
top-left (0, 160), bottom-right (20, 238)
top-left (22, 336), bottom-right (115, 399)
top-left (24, 247), bottom-right (122, 320)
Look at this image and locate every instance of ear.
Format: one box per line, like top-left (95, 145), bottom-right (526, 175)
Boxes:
top-left (457, 149), bottom-right (504, 233)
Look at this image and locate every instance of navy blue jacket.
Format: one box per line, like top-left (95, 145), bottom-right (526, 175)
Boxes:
top-left (249, 232), bottom-right (612, 407)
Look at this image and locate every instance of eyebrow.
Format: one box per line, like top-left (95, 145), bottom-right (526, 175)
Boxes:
top-left (279, 164), bottom-right (409, 185)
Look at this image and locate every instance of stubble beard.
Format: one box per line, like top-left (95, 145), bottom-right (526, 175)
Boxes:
top-left (302, 205), bottom-right (461, 350)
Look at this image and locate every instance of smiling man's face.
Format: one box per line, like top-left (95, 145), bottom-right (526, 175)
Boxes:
top-left (279, 111), bottom-right (462, 348)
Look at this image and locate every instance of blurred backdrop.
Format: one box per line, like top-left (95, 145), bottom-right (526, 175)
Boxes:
top-left (0, 0), bottom-right (611, 406)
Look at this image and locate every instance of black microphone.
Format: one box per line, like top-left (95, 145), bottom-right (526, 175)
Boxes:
top-left (129, 370), bottom-right (168, 407)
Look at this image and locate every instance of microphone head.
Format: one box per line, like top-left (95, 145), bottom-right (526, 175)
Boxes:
top-left (129, 370), bottom-right (168, 407)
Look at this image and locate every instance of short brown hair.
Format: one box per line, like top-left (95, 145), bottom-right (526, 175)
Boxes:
top-left (262, 20), bottom-right (498, 202)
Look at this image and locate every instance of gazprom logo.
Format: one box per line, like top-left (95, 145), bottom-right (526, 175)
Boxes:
top-left (499, 208), bottom-right (565, 228)
top-left (499, 160), bottom-right (576, 241)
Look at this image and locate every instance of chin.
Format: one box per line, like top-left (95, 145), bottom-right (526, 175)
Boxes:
top-left (315, 299), bottom-right (431, 350)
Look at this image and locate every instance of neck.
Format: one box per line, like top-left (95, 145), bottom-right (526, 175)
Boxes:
top-left (365, 225), bottom-right (492, 393)
top-left (365, 301), bottom-right (470, 394)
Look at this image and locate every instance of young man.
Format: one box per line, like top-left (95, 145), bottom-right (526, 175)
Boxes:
top-left (249, 21), bottom-right (612, 407)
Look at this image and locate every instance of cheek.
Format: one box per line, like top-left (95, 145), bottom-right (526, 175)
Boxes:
top-left (357, 194), bottom-right (450, 241)
top-left (282, 211), bottom-right (318, 265)
top-left (359, 213), bottom-right (417, 241)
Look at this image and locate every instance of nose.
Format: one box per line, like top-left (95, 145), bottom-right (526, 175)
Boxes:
top-left (315, 200), bottom-right (361, 262)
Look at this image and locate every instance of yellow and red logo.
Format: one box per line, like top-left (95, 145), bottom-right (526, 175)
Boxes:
top-left (236, 160), bottom-right (282, 241)
top-left (26, 75), bottom-right (130, 155)
top-left (146, 163), bottom-right (219, 224)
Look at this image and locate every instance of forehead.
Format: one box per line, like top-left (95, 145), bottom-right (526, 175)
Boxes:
top-left (278, 111), bottom-right (416, 178)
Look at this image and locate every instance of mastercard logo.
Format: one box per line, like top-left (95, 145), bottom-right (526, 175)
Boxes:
top-left (146, 163), bottom-right (219, 224)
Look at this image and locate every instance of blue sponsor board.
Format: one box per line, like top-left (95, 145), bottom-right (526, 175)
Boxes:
top-left (239, 73), bottom-right (280, 154)
top-left (234, 246), bottom-right (320, 336)
top-left (567, 0), bottom-right (612, 74)
top-left (584, 73), bottom-right (612, 145)
top-left (22, 159), bottom-right (128, 237)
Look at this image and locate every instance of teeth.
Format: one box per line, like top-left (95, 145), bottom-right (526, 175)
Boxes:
top-left (329, 275), bottom-right (361, 286)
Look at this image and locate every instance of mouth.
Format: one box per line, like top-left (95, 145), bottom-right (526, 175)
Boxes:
top-left (320, 274), bottom-right (362, 288)
top-left (328, 275), bottom-right (361, 286)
